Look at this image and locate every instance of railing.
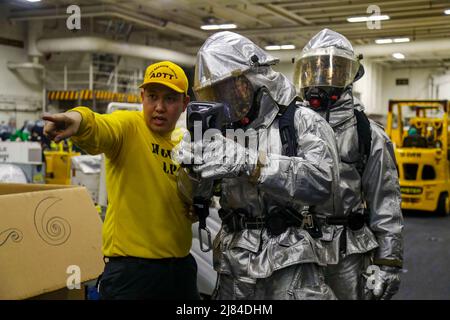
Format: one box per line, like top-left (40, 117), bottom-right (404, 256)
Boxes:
top-left (45, 63), bottom-right (142, 95)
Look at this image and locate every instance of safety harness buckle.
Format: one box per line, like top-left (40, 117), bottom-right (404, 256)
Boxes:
top-left (199, 225), bottom-right (212, 252)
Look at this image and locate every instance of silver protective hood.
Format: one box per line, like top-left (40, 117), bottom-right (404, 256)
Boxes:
top-left (294, 29), bottom-right (360, 91)
top-left (195, 31), bottom-right (297, 107)
top-left (301, 28), bottom-right (356, 60)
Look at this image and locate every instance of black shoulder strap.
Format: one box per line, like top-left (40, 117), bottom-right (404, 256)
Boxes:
top-left (354, 109), bottom-right (372, 175)
top-left (278, 102), bottom-right (298, 157)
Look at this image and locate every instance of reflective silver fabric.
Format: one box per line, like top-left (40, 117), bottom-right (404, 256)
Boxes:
top-left (305, 91), bottom-right (403, 299)
top-left (193, 31), bottom-right (341, 299)
top-left (324, 253), bottom-right (372, 300)
top-left (213, 106), bottom-right (341, 282)
top-left (296, 28), bottom-right (402, 300)
top-left (194, 31), bottom-right (296, 107)
top-left (301, 28), bottom-right (357, 61)
top-left (323, 92), bottom-right (403, 262)
top-left (365, 265), bottom-right (401, 300)
top-left (214, 263), bottom-right (336, 300)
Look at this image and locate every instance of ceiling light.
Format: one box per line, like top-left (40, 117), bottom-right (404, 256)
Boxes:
top-left (265, 44), bottom-right (296, 51)
top-left (375, 39), bottom-right (393, 44)
top-left (392, 53), bottom-right (405, 60)
top-left (265, 45), bottom-right (281, 51)
top-left (375, 37), bottom-right (410, 44)
top-left (347, 15), bottom-right (390, 23)
top-left (219, 24), bottom-right (237, 29)
top-left (25, 0), bottom-right (41, 2)
top-left (368, 15), bottom-right (390, 21)
top-left (200, 24), bottom-right (237, 30)
top-left (444, 9), bottom-right (450, 15)
top-left (201, 25), bottom-right (220, 30)
top-left (347, 16), bottom-right (368, 23)
top-left (393, 37), bottom-right (410, 43)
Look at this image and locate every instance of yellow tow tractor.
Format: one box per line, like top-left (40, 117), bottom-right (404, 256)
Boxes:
top-left (386, 99), bottom-right (450, 216)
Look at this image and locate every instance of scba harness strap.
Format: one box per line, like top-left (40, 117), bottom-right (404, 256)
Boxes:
top-left (340, 108), bottom-right (372, 177)
top-left (278, 100), bottom-right (299, 158)
top-left (326, 108), bottom-right (372, 253)
top-left (221, 100), bottom-right (323, 238)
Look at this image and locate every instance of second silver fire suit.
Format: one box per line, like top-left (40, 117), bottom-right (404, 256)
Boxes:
top-left (309, 91), bottom-right (403, 299)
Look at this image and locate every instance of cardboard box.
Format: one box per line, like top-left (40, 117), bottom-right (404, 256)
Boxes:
top-left (0, 141), bottom-right (42, 165)
top-left (31, 286), bottom-right (87, 300)
top-left (0, 183), bottom-right (104, 300)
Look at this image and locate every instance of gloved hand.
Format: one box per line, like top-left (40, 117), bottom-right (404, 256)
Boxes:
top-left (364, 265), bottom-right (401, 300)
top-left (172, 132), bottom-right (202, 166)
top-left (194, 133), bottom-right (259, 179)
top-left (173, 132), bottom-right (259, 179)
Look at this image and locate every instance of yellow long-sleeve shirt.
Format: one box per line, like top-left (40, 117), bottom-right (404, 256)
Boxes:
top-left (71, 107), bottom-right (192, 259)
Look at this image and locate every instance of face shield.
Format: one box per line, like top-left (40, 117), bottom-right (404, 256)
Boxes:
top-left (294, 47), bottom-right (360, 91)
top-left (193, 74), bottom-right (255, 122)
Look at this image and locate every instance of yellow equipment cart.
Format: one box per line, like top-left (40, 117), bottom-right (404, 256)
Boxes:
top-left (44, 140), bottom-right (80, 185)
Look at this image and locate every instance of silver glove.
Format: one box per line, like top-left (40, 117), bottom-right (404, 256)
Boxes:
top-left (364, 265), bottom-right (401, 300)
top-left (194, 134), bottom-right (258, 179)
top-left (172, 132), bottom-right (202, 166)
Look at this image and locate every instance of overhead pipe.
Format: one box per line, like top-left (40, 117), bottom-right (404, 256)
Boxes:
top-left (8, 21), bottom-right (45, 71)
top-left (36, 36), bottom-right (196, 66)
top-left (9, 5), bottom-right (207, 40)
top-left (7, 61), bottom-right (44, 70)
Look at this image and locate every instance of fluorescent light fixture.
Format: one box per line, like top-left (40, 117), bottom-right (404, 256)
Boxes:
top-left (200, 24), bottom-right (237, 30)
top-left (375, 39), bottom-right (393, 44)
top-left (219, 24), bottom-right (237, 29)
top-left (375, 37), bottom-right (410, 44)
top-left (26, 0), bottom-right (41, 2)
top-left (200, 25), bottom-right (220, 30)
top-left (265, 44), bottom-right (296, 51)
top-left (393, 37), bottom-right (410, 43)
top-left (347, 15), bottom-right (390, 23)
top-left (368, 14), bottom-right (390, 21)
top-left (445, 9), bottom-right (450, 15)
top-left (265, 45), bottom-right (281, 51)
top-left (392, 52), bottom-right (405, 59)
top-left (347, 16), bottom-right (368, 23)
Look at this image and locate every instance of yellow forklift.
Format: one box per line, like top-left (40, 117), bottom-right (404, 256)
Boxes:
top-left (386, 100), bottom-right (450, 215)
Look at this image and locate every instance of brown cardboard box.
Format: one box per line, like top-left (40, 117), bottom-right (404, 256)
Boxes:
top-left (31, 285), bottom-right (87, 300)
top-left (0, 183), bottom-right (104, 300)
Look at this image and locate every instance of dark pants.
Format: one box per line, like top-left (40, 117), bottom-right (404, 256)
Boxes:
top-left (99, 254), bottom-right (201, 300)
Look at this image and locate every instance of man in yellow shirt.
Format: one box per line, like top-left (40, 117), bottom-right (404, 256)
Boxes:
top-left (43, 61), bottom-right (200, 300)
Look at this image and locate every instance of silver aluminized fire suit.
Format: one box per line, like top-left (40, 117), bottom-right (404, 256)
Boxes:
top-left (179, 31), bottom-right (342, 300)
top-left (313, 93), bottom-right (403, 300)
top-left (294, 29), bottom-right (404, 300)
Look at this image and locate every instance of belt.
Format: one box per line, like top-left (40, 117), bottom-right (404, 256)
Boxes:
top-left (219, 207), bottom-right (321, 238)
top-left (325, 211), bottom-right (369, 231)
top-left (218, 208), bottom-right (266, 231)
top-left (104, 255), bottom-right (189, 264)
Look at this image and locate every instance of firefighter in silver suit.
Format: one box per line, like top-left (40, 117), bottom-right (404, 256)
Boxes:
top-left (175, 31), bottom-right (342, 299)
top-left (293, 28), bottom-right (404, 300)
